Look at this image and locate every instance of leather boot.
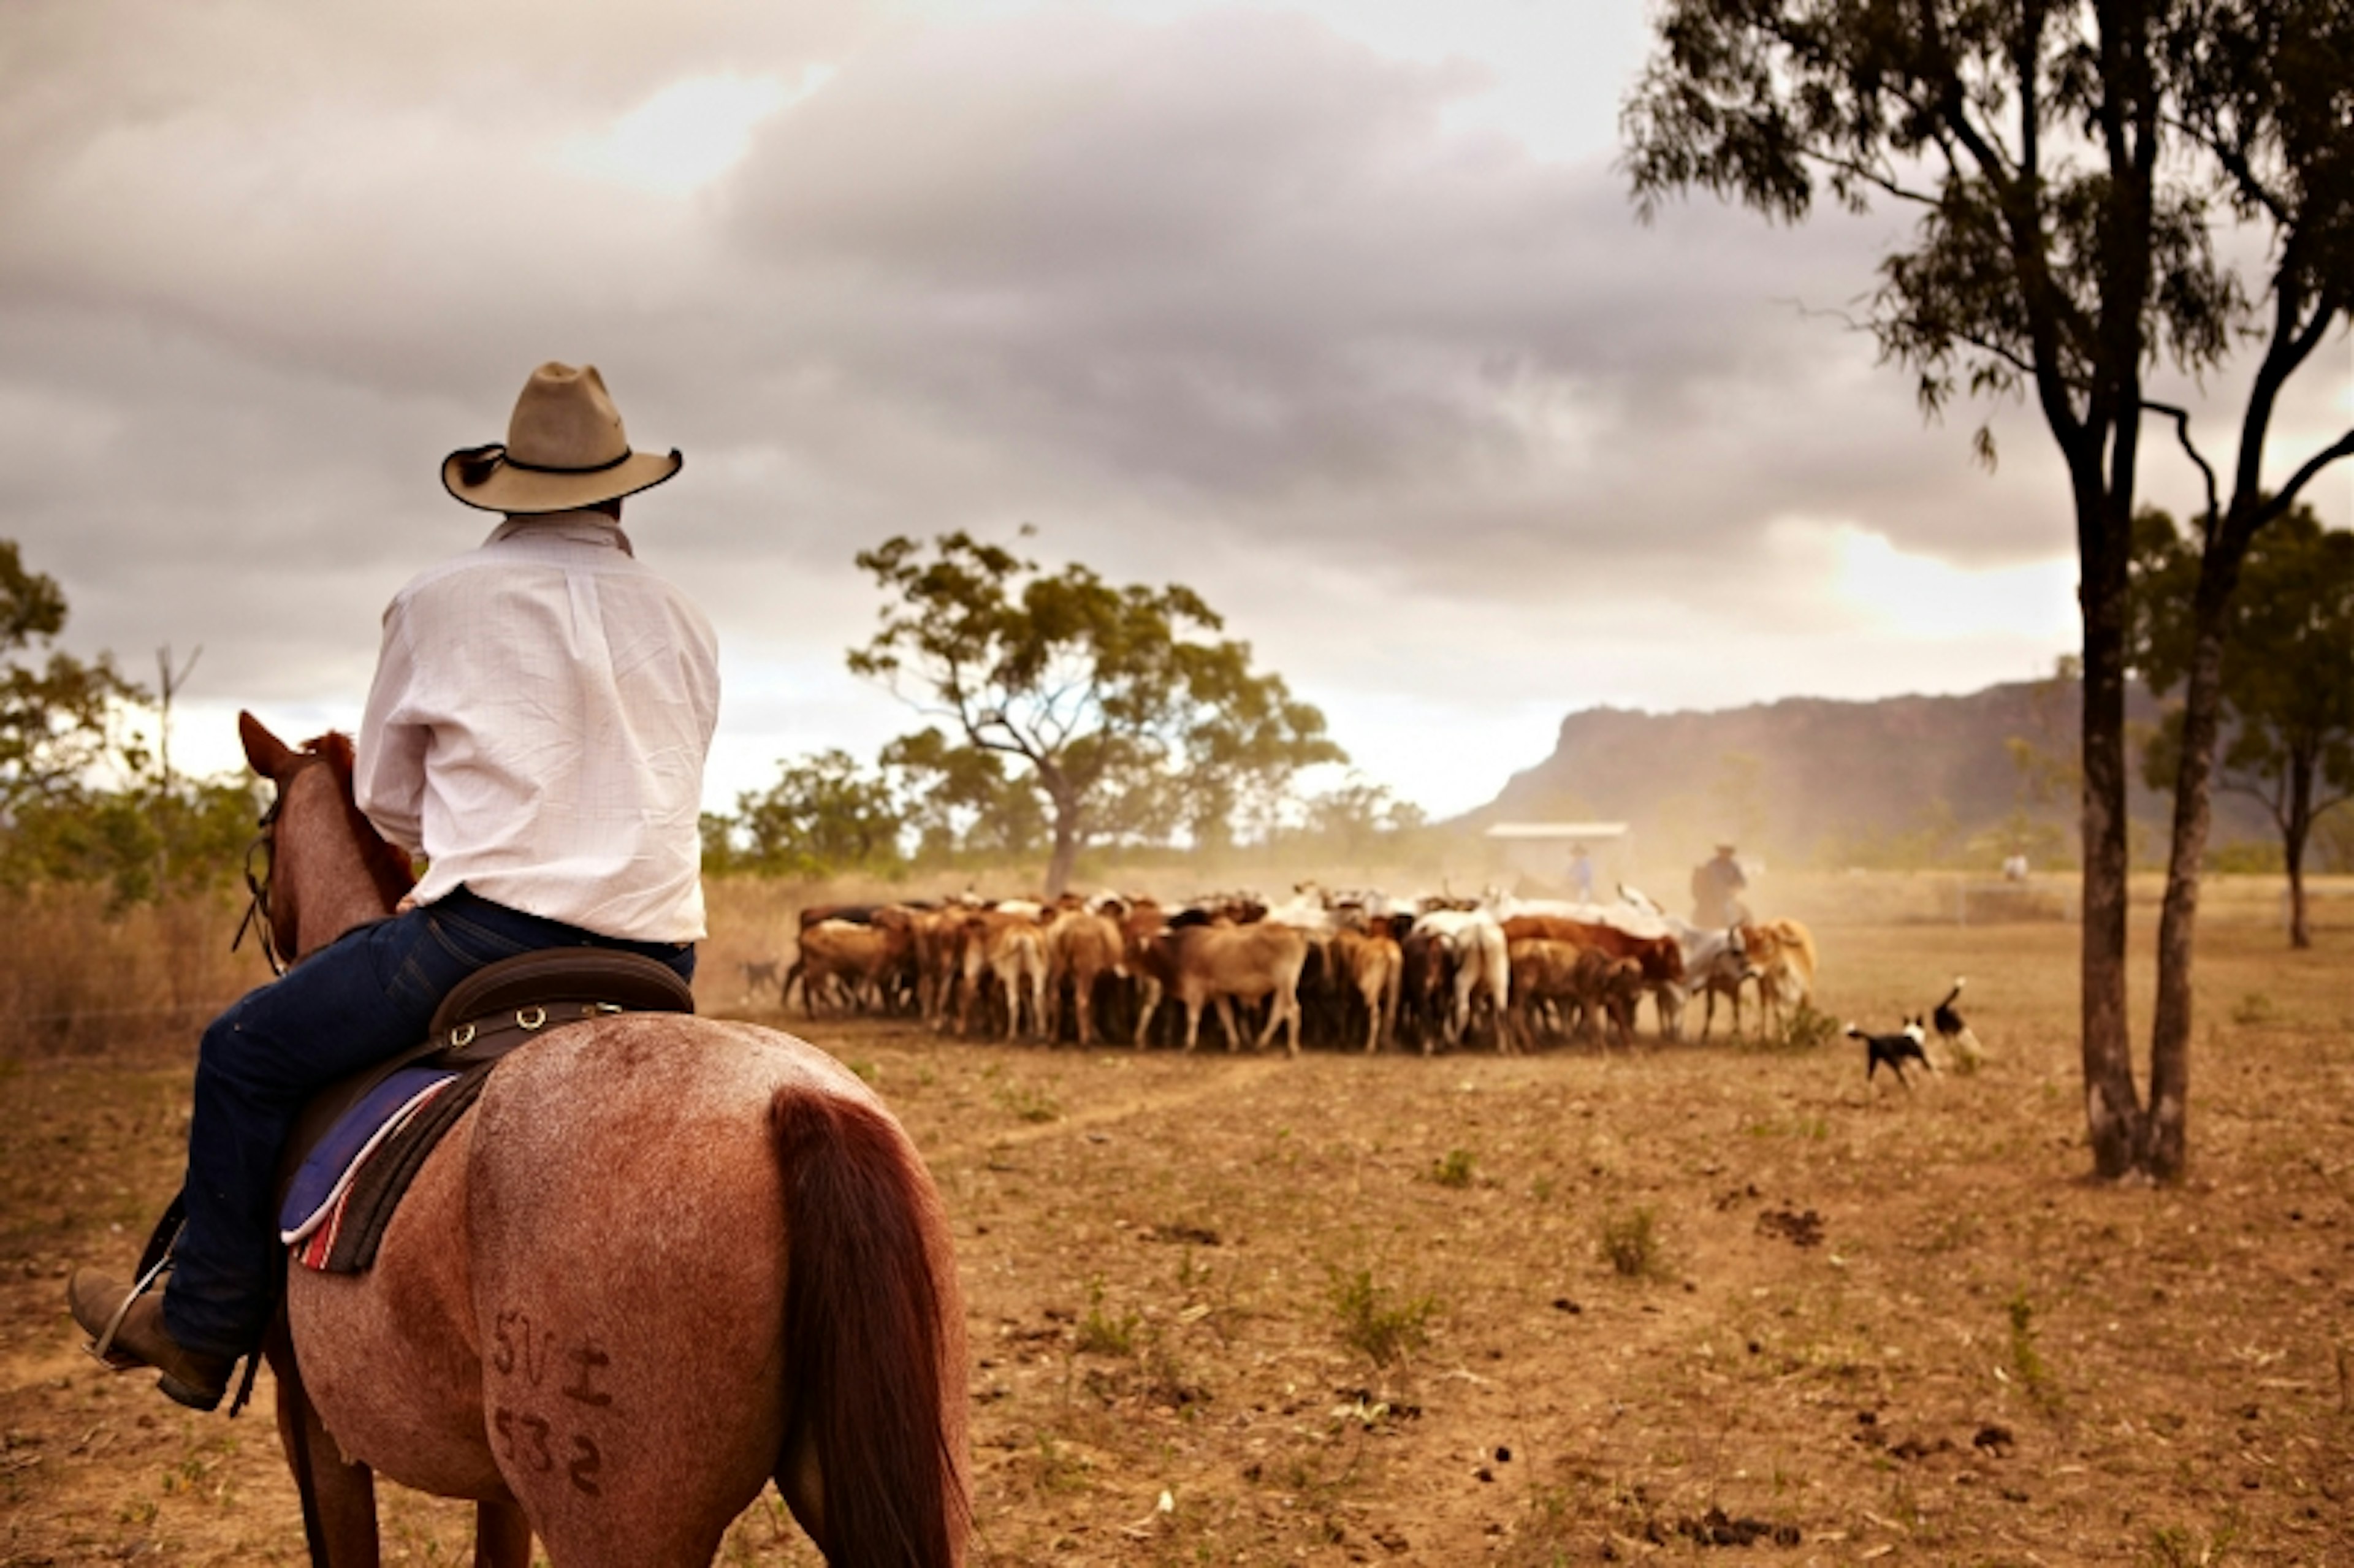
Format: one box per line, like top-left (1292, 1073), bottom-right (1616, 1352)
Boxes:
top-left (67, 1271), bottom-right (235, 1412)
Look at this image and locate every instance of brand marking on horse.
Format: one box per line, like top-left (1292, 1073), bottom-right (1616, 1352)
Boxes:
top-left (492, 1307), bottom-right (557, 1387)
top-left (568, 1434), bottom-right (603, 1496)
top-left (562, 1342), bottom-right (614, 1407)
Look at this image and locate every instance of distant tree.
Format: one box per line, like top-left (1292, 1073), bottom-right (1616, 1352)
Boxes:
top-left (880, 726), bottom-right (1048, 865)
top-left (0, 541), bottom-right (138, 820)
top-left (849, 533), bottom-right (1343, 894)
top-left (1293, 774), bottom-right (1428, 864)
top-left (1625, 0), bottom-right (2354, 1181)
top-left (0, 544), bottom-right (261, 907)
top-left (717, 748), bottom-right (904, 878)
top-left (2133, 503), bottom-right (2354, 946)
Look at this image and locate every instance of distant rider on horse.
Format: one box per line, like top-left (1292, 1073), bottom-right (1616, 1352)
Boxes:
top-left (70, 364), bottom-right (720, 1410)
top-left (1691, 842), bottom-right (1750, 929)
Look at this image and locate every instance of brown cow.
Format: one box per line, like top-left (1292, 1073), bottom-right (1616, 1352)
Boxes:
top-left (950, 908), bottom-right (1049, 1039)
top-left (1329, 926), bottom-right (1403, 1053)
top-left (1500, 915), bottom-right (1683, 1037)
top-left (1137, 921), bottom-right (1310, 1056)
top-left (1739, 918), bottom-right (1819, 1033)
top-left (787, 917), bottom-right (910, 1018)
top-left (1045, 907), bottom-right (1127, 1046)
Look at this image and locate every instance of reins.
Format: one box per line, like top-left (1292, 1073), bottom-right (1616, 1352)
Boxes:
top-left (231, 769), bottom-right (308, 978)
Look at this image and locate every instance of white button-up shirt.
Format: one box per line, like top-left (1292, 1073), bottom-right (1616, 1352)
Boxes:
top-left (355, 513), bottom-right (720, 942)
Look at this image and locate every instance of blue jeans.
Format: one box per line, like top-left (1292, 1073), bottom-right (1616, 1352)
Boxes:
top-left (164, 888), bottom-right (695, 1359)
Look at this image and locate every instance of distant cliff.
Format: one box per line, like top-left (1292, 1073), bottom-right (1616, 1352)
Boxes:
top-left (1478, 679), bottom-right (2264, 867)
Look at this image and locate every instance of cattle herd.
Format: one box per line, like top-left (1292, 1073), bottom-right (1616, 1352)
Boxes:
top-left (769, 884), bottom-right (1821, 1056)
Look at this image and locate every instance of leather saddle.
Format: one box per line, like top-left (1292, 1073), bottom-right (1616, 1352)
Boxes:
top-left (264, 948), bottom-right (696, 1275)
top-left (289, 946), bottom-right (696, 1156)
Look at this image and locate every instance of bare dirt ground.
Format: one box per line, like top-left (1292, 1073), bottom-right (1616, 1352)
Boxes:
top-left (4, 915), bottom-right (2351, 1566)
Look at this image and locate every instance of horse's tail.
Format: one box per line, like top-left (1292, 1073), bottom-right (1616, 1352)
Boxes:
top-left (770, 1087), bottom-right (967, 1568)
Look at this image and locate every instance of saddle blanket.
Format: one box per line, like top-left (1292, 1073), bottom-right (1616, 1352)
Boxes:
top-left (279, 1063), bottom-right (490, 1273)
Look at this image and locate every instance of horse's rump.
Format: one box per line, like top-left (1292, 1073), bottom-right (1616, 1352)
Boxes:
top-left (292, 1016), bottom-right (967, 1566)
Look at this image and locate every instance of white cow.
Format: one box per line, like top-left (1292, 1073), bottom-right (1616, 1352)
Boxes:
top-left (1410, 907), bottom-right (1512, 1052)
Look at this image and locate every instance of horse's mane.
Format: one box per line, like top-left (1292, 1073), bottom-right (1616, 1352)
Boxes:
top-left (302, 731), bottom-right (420, 910)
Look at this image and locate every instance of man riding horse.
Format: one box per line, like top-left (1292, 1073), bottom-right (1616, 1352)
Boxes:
top-left (70, 363), bottom-right (720, 1412)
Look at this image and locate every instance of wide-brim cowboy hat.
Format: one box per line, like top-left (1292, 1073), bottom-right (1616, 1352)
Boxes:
top-left (441, 362), bottom-right (682, 514)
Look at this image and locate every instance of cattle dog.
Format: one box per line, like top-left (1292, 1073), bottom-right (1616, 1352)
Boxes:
top-left (1932, 976), bottom-right (1984, 1068)
top-left (1846, 1019), bottom-right (1933, 1087)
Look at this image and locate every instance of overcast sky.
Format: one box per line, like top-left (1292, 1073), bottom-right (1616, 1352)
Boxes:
top-left (4, 0), bottom-right (2348, 820)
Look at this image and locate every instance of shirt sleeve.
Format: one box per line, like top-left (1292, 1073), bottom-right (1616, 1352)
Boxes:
top-left (355, 597), bottom-right (429, 854)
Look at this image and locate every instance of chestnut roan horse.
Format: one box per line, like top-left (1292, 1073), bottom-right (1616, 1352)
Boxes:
top-left (236, 714), bottom-right (969, 1568)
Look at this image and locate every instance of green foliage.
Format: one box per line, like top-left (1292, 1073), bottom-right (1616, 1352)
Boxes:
top-left (2206, 840), bottom-right (2284, 875)
top-left (1076, 1276), bottom-right (1140, 1357)
top-left (880, 725), bottom-right (1047, 866)
top-left (2140, 1521), bottom-right (2241, 1568)
top-left (1599, 1207), bottom-right (1667, 1280)
top-left (2132, 504), bottom-right (2354, 904)
top-left (2005, 1290), bottom-right (2063, 1416)
top-left (1623, 5), bottom-right (2304, 447)
top-left (707, 748), bottom-right (902, 878)
top-left (1278, 772), bottom-right (1427, 862)
top-left (1745, 1000), bottom-right (1840, 1054)
top-left (848, 531), bottom-right (1343, 891)
top-left (0, 540), bottom-right (257, 908)
top-left (0, 541), bottom-right (139, 820)
top-left (1429, 1148), bottom-right (1476, 1188)
top-left (1325, 1267), bottom-right (1435, 1369)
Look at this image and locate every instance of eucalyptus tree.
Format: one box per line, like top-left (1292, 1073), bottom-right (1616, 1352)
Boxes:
top-left (2134, 503), bottom-right (2354, 948)
top-left (849, 533), bottom-right (1342, 895)
top-left (1625, 0), bottom-right (2353, 1180)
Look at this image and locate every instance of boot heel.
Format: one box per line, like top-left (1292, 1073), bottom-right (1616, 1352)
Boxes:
top-left (157, 1370), bottom-right (226, 1413)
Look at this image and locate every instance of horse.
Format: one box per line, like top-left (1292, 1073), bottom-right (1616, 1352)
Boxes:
top-left (234, 712), bottom-right (969, 1567)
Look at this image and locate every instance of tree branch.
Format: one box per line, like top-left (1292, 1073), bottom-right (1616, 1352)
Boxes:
top-left (1801, 149), bottom-right (1943, 207)
top-left (2141, 400), bottom-right (2221, 545)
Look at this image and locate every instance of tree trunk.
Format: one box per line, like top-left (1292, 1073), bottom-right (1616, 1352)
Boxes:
top-left (2284, 764), bottom-right (2313, 950)
top-left (2145, 559), bottom-right (2238, 1182)
top-left (2078, 490), bottom-right (2143, 1180)
top-left (1043, 793), bottom-right (1081, 899)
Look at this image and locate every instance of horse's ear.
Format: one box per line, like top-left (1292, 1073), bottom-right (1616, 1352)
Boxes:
top-left (239, 710), bottom-right (299, 781)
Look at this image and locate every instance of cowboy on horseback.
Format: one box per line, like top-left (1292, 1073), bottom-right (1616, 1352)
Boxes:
top-left (69, 363), bottom-right (720, 1412)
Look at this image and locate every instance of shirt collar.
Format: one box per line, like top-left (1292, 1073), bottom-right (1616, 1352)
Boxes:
top-left (486, 511), bottom-right (636, 558)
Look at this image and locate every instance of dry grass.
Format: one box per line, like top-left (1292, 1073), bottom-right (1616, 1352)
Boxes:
top-left (2, 890), bottom-right (2350, 1565)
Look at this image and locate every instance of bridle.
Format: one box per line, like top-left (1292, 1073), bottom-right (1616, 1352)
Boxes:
top-left (232, 791), bottom-right (288, 976)
top-left (231, 759), bottom-right (327, 978)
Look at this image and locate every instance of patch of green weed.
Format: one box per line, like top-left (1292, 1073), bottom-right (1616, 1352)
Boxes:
top-left (1327, 1266), bottom-right (1435, 1368)
top-left (1600, 1206), bottom-right (1669, 1279)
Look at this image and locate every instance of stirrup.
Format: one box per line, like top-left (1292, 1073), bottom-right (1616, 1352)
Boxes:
top-left (86, 1249), bottom-right (176, 1368)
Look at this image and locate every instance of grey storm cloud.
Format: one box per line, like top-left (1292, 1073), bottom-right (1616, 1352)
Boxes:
top-left (13, 0), bottom-right (2315, 807)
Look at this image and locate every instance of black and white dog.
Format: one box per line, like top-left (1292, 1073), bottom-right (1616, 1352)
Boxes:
top-left (1931, 977), bottom-right (1984, 1068)
top-left (1846, 1018), bottom-right (1934, 1087)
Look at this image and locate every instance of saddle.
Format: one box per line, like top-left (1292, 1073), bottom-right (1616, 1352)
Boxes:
top-left (275, 949), bottom-right (696, 1274)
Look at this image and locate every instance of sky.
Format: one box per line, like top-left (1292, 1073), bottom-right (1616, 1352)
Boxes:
top-left (3, 0), bottom-right (2348, 820)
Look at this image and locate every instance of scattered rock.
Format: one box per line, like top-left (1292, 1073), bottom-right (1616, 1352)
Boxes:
top-left (1552, 1297), bottom-right (1583, 1314)
top-left (1757, 1207), bottom-right (1826, 1247)
top-left (1972, 1423), bottom-right (2016, 1457)
top-left (1674, 1507), bottom-right (1800, 1547)
top-left (1889, 1435), bottom-right (1956, 1461)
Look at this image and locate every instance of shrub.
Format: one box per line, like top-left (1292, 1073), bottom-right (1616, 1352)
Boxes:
top-left (1327, 1267), bottom-right (1435, 1368)
top-left (1599, 1207), bottom-right (1668, 1279)
top-left (1076, 1276), bottom-right (1139, 1357)
top-left (1753, 1000), bottom-right (1842, 1053)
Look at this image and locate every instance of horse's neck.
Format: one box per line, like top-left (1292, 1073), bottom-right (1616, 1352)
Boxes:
top-left (282, 771), bottom-right (395, 956)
